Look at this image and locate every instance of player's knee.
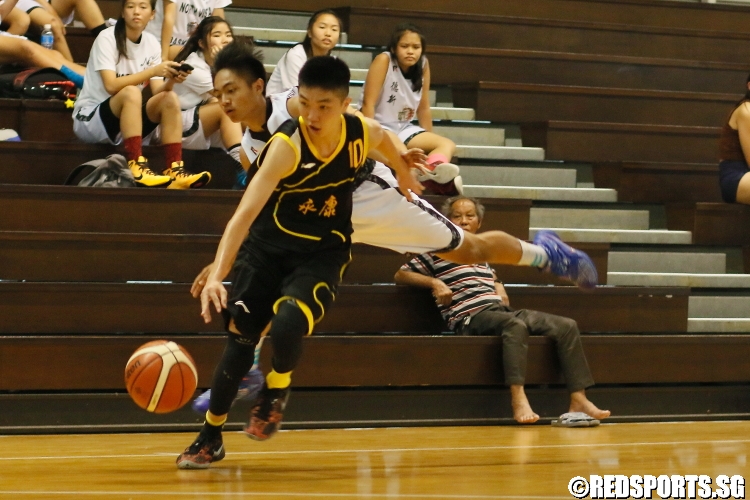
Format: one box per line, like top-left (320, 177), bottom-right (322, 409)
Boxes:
top-left (501, 317), bottom-right (529, 340)
top-left (159, 90), bottom-right (181, 111)
top-left (268, 300), bottom-right (310, 372)
top-left (440, 136), bottom-right (456, 155)
top-left (118, 85), bottom-right (142, 106)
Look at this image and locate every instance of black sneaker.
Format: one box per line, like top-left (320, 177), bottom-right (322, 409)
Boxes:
top-left (244, 383), bottom-right (290, 441)
top-left (176, 433), bottom-right (225, 469)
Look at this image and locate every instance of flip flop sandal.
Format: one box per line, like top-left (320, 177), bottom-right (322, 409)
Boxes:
top-left (551, 412), bottom-right (600, 428)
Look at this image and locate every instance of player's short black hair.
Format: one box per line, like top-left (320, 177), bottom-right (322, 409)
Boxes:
top-left (212, 39), bottom-right (266, 88)
top-left (298, 56), bottom-right (350, 100)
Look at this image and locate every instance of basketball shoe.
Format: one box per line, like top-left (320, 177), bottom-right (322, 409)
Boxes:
top-left (533, 230), bottom-right (598, 289)
top-left (421, 175), bottom-right (463, 196)
top-left (176, 433), bottom-right (225, 469)
top-left (164, 161), bottom-right (212, 189)
top-left (244, 383), bottom-right (290, 441)
top-left (191, 368), bottom-right (265, 414)
top-left (128, 156), bottom-right (172, 187)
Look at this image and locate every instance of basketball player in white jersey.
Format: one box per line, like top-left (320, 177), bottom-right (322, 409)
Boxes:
top-left (190, 40), bottom-right (599, 413)
top-left (360, 23), bottom-right (460, 195)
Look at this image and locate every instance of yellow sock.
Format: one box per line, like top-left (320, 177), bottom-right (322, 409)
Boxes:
top-left (205, 411), bottom-right (227, 427)
top-left (266, 369), bottom-right (292, 389)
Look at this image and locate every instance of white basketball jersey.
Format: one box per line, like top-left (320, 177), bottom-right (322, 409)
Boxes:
top-left (364, 52), bottom-right (423, 134)
top-left (240, 88), bottom-right (296, 163)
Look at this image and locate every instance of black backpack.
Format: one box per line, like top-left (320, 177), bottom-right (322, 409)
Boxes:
top-left (64, 154), bottom-right (136, 188)
top-left (0, 67), bottom-right (76, 100)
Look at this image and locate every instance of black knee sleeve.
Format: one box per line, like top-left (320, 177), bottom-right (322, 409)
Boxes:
top-left (268, 299), bottom-right (310, 374)
top-left (208, 333), bottom-right (257, 416)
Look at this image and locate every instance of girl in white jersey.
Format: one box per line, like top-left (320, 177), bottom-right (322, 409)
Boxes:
top-left (166, 15), bottom-right (244, 187)
top-left (265, 9), bottom-right (340, 96)
top-left (145, 0), bottom-right (229, 60)
top-left (72, 0), bottom-right (211, 188)
top-left (361, 23), bottom-right (460, 195)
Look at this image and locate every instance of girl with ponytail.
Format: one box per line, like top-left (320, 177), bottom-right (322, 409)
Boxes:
top-left (158, 16), bottom-right (245, 188)
top-left (73, 0), bottom-right (211, 189)
top-left (360, 23), bottom-right (461, 195)
top-left (265, 8), bottom-right (341, 96)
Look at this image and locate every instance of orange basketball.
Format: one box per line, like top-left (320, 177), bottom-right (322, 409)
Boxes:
top-left (125, 340), bottom-right (198, 414)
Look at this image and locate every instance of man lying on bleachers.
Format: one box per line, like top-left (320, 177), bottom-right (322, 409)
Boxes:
top-left (395, 195), bottom-right (611, 427)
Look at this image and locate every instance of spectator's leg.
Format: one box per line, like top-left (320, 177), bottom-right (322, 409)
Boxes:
top-left (145, 90), bottom-right (182, 169)
top-left (28, 7), bottom-right (73, 61)
top-left (462, 306), bottom-right (539, 424)
top-left (2, 8), bottom-right (31, 36)
top-left (108, 86), bottom-right (143, 140)
top-left (516, 309), bottom-right (610, 420)
top-left (406, 131), bottom-right (456, 165)
top-left (49, 0), bottom-right (104, 31)
top-left (0, 36), bottom-right (84, 76)
top-left (735, 172), bottom-right (750, 204)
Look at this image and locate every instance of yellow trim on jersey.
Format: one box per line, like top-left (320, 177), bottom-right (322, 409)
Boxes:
top-left (259, 132), bottom-right (301, 180)
top-left (273, 177), bottom-right (356, 241)
top-left (299, 115), bottom-right (347, 163)
top-left (339, 250), bottom-right (353, 281)
top-left (358, 115), bottom-right (370, 165)
top-left (273, 295), bottom-right (314, 335)
top-left (331, 230), bottom-right (346, 242)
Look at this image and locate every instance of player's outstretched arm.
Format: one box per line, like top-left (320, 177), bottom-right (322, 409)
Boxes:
top-left (200, 137), bottom-right (297, 322)
top-left (364, 117), bottom-right (423, 200)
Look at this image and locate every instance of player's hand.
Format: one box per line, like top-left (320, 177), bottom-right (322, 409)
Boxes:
top-left (152, 61), bottom-right (180, 79)
top-left (210, 44), bottom-right (224, 60)
top-left (401, 148), bottom-right (427, 170)
top-left (431, 280), bottom-right (452, 307)
top-left (396, 168), bottom-right (423, 202)
top-left (200, 278), bottom-right (227, 323)
top-left (174, 67), bottom-right (191, 83)
top-left (191, 263), bottom-right (214, 298)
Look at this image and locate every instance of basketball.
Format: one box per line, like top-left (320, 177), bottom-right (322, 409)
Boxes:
top-left (125, 340), bottom-right (198, 414)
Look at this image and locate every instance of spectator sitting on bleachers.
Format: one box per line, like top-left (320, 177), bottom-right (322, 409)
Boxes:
top-left (394, 196), bottom-right (611, 426)
top-left (144, 0), bottom-right (229, 61)
top-left (8, 0), bottom-right (109, 61)
top-left (72, 0), bottom-right (210, 189)
top-left (0, 0), bottom-right (85, 86)
top-left (360, 23), bottom-right (460, 196)
top-left (719, 73), bottom-right (750, 205)
top-left (265, 8), bottom-right (341, 96)
top-left (166, 15), bottom-right (245, 188)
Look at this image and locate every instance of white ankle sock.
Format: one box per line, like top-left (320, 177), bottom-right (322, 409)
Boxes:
top-left (517, 240), bottom-right (549, 268)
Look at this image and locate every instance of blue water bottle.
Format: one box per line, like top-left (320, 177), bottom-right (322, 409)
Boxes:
top-left (41, 24), bottom-right (54, 49)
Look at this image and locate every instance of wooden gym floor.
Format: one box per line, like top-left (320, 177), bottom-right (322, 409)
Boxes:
top-left (0, 421), bottom-right (748, 499)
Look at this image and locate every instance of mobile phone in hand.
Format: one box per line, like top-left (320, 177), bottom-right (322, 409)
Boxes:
top-left (177, 63), bottom-right (194, 73)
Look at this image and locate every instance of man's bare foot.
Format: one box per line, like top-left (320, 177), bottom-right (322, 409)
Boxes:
top-left (569, 390), bottom-right (611, 420)
top-left (511, 385), bottom-right (540, 424)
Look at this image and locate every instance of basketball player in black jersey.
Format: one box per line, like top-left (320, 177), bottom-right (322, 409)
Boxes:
top-left (176, 55), bottom-right (421, 469)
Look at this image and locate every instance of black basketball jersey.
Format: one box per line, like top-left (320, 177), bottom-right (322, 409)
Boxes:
top-left (248, 113), bottom-right (370, 252)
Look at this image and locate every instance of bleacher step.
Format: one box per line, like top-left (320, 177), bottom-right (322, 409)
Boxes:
top-left (464, 186), bottom-right (616, 202)
top-left (432, 107), bottom-right (475, 121)
top-left (456, 145), bottom-right (542, 161)
top-left (348, 87), bottom-right (437, 107)
top-left (264, 64), bottom-right (366, 80)
top-left (235, 26), bottom-right (349, 44)
top-left (688, 296), bottom-right (750, 318)
top-left (431, 125), bottom-right (506, 147)
top-left (687, 319), bottom-right (750, 333)
top-left (608, 272), bottom-right (750, 288)
top-left (258, 45), bottom-right (374, 68)
top-left (530, 208), bottom-right (647, 230)
top-left (459, 166), bottom-right (576, 188)
top-left (608, 252), bottom-right (726, 274)
top-left (225, 8), bottom-right (310, 30)
top-left (528, 228), bottom-right (692, 244)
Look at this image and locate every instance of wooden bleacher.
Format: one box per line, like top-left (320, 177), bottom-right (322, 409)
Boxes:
top-left (451, 82), bottom-right (734, 127)
top-left (4, 0), bottom-right (750, 431)
top-left (340, 7), bottom-right (750, 63)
